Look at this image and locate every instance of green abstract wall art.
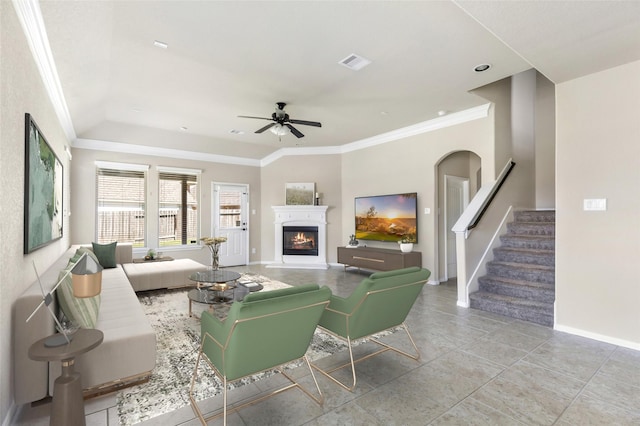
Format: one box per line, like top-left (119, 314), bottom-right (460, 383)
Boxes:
top-left (24, 113), bottom-right (63, 253)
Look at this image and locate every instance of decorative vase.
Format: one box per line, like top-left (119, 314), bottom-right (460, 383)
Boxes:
top-left (210, 249), bottom-right (220, 270)
top-left (399, 243), bottom-right (414, 253)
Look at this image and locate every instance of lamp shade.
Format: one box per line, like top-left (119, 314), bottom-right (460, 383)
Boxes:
top-left (71, 254), bottom-right (103, 298)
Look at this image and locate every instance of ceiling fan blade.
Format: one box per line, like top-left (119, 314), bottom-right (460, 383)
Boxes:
top-left (255, 123), bottom-right (277, 133)
top-left (289, 119), bottom-right (322, 127)
top-left (238, 115), bottom-right (273, 121)
top-left (285, 124), bottom-right (304, 138)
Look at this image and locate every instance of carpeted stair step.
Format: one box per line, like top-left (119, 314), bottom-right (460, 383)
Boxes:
top-left (493, 247), bottom-right (555, 267)
top-left (500, 234), bottom-right (555, 251)
top-left (507, 221), bottom-right (555, 236)
top-left (478, 276), bottom-right (555, 304)
top-left (487, 261), bottom-right (555, 284)
top-left (469, 291), bottom-right (554, 327)
top-left (514, 210), bottom-right (555, 223)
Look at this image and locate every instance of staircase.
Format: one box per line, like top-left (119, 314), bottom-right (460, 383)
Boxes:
top-left (470, 210), bottom-right (555, 327)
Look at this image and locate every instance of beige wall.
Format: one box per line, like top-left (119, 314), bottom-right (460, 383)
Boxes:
top-left (535, 72), bottom-right (556, 209)
top-left (0, 2), bottom-right (73, 421)
top-left (556, 60), bottom-right (640, 346)
top-left (341, 117), bottom-right (495, 281)
top-left (70, 148), bottom-right (262, 266)
top-left (259, 154), bottom-right (343, 263)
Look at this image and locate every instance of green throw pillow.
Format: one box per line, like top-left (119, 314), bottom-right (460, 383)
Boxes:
top-left (92, 242), bottom-right (117, 268)
top-left (56, 259), bottom-right (101, 329)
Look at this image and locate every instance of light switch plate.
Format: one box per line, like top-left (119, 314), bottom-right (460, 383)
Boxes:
top-left (583, 198), bottom-right (607, 211)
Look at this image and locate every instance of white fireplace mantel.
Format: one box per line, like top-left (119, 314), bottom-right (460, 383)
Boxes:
top-left (268, 205), bottom-right (329, 269)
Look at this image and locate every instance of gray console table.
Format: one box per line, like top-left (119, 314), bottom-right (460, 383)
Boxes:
top-left (337, 246), bottom-right (422, 271)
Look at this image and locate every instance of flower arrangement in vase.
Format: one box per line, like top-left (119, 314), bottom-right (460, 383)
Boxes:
top-left (200, 236), bottom-right (227, 270)
top-left (398, 234), bottom-right (416, 253)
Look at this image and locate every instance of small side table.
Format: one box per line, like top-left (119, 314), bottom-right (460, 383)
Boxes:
top-left (29, 328), bottom-right (103, 426)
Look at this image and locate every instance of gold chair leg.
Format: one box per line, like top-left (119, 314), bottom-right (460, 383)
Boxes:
top-left (312, 322), bottom-right (421, 392)
top-left (190, 354), bottom-right (323, 425)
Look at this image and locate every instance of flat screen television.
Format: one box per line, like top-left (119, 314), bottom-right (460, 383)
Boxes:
top-left (355, 192), bottom-right (417, 243)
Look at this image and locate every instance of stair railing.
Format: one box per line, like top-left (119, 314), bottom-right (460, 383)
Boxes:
top-left (452, 159), bottom-right (516, 307)
top-left (452, 159), bottom-right (515, 239)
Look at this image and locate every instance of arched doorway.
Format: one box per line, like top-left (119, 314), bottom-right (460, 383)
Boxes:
top-left (436, 151), bottom-right (481, 283)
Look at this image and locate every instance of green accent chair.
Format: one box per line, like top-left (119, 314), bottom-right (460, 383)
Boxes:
top-left (189, 284), bottom-right (331, 425)
top-left (312, 267), bottom-right (431, 391)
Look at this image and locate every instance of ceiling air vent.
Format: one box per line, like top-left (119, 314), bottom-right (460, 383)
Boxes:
top-left (339, 53), bottom-right (371, 71)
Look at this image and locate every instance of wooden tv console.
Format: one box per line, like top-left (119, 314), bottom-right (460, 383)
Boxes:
top-left (337, 246), bottom-right (421, 272)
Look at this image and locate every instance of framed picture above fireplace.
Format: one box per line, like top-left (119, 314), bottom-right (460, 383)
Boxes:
top-left (285, 182), bottom-right (315, 205)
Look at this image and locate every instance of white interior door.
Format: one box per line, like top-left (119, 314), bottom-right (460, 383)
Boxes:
top-left (444, 175), bottom-right (469, 280)
top-left (213, 183), bottom-right (249, 267)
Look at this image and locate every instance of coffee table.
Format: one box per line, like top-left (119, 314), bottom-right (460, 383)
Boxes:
top-left (188, 270), bottom-right (242, 317)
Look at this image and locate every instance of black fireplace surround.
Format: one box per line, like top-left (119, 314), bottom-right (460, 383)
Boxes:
top-left (283, 226), bottom-right (318, 256)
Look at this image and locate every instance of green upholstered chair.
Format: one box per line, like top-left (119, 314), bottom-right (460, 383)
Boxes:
top-left (189, 284), bottom-right (331, 425)
top-left (312, 267), bottom-right (431, 391)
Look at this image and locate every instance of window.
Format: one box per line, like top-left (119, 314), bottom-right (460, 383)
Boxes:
top-left (158, 168), bottom-right (200, 247)
top-left (96, 163), bottom-right (147, 247)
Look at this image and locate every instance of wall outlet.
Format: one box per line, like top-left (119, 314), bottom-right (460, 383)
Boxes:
top-left (251, 248), bottom-right (256, 254)
top-left (424, 208), bottom-right (431, 214)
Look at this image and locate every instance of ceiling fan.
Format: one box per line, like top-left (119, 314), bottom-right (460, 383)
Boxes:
top-left (238, 102), bottom-right (321, 139)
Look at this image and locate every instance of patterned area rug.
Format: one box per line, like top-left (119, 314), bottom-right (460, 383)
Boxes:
top-left (116, 273), bottom-right (349, 425)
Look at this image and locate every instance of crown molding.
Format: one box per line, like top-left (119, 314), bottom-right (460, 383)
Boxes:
top-left (13, 0), bottom-right (76, 142)
top-left (260, 103), bottom-right (490, 166)
top-left (340, 103), bottom-right (490, 154)
top-left (75, 139), bottom-right (262, 167)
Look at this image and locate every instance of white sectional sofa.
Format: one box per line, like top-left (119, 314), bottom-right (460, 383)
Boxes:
top-left (13, 243), bottom-right (206, 405)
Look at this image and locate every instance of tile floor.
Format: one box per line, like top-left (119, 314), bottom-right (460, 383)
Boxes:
top-left (13, 265), bottom-right (640, 425)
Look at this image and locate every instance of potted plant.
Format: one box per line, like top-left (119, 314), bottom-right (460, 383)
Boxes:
top-left (398, 234), bottom-right (416, 253)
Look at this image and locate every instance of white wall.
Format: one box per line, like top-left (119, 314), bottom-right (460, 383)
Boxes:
top-left (556, 60), bottom-right (640, 348)
top-left (1, 3), bottom-right (72, 422)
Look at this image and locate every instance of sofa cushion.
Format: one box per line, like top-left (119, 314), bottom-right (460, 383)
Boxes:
top-left (92, 242), bottom-right (117, 268)
top-left (56, 257), bottom-right (101, 329)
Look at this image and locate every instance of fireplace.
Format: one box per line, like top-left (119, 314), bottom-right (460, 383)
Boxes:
top-left (269, 205), bottom-right (328, 269)
top-left (283, 226), bottom-right (318, 256)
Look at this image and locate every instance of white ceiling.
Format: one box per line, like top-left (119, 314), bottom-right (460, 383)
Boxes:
top-left (37, 0), bottom-right (640, 161)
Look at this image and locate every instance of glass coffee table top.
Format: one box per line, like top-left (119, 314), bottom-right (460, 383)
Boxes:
top-left (188, 269), bottom-right (242, 317)
top-left (189, 269), bottom-right (242, 285)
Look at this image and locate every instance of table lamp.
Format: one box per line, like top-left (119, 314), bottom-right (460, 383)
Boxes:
top-left (26, 252), bottom-right (103, 347)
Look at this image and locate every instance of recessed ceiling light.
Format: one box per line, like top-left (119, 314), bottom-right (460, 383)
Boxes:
top-left (380, 111), bottom-right (388, 116)
top-left (180, 126), bottom-right (188, 131)
top-left (132, 108), bottom-right (142, 112)
top-left (438, 110), bottom-right (448, 116)
top-left (474, 63), bottom-right (491, 72)
top-left (229, 129), bottom-right (244, 135)
top-left (153, 40), bottom-right (168, 49)
top-left (339, 53), bottom-right (371, 71)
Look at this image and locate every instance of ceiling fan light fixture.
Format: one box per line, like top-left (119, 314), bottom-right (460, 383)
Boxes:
top-left (269, 123), bottom-right (289, 136)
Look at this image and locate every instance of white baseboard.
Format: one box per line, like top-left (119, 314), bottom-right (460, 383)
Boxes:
top-left (554, 323), bottom-right (640, 351)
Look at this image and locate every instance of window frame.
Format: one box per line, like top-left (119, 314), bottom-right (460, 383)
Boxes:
top-left (95, 161), bottom-right (149, 247)
top-left (156, 166), bottom-right (202, 248)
